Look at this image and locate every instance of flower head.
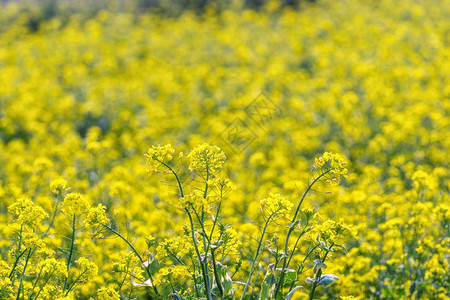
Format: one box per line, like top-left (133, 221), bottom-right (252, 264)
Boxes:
top-left (260, 193), bottom-right (293, 222)
top-left (62, 193), bottom-right (89, 216)
top-left (145, 144), bottom-right (176, 173)
top-left (313, 152), bottom-right (348, 185)
top-left (97, 287), bottom-right (120, 300)
top-left (153, 265), bottom-right (190, 286)
top-left (314, 219), bottom-right (357, 246)
top-left (50, 178), bottom-right (68, 195)
top-left (38, 258), bottom-right (68, 278)
top-left (187, 144), bottom-right (226, 174)
top-left (8, 198), bottom-right (48, 228)
top-left (84, 204), bottom-right (110, 238)
top-left (75, 257), bottom-right (98, 281)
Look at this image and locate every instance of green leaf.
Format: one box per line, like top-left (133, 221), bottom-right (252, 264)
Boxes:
top-left (317, 274), bottom-right (339, 287)
top-left (283, 270), bottom-right (297, 285)
top-left (259, 264), bottom-right (277, 300)
top-left (337, 244), bottom-right (348, 254)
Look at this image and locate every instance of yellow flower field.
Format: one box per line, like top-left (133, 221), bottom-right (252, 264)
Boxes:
top-left (0, 0), bottom-right (449, 299)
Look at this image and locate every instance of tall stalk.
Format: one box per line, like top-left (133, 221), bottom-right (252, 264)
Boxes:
top-left (274, 170), bottom-right (330, 297)
top-left (63, 213), bottom-right (76, 292)
top-left (308, 243), bottom-right (333, 300)
top-left (240, 216), bottom-right (272, 300)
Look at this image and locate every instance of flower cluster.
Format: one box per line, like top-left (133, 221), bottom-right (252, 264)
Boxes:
top-left (260, 193), bottom-right (293, 222)
top-left (62, 193), bottom-right (90, 216)
top-left (187, 144), bottom-right (226, 174)
top-left (84, 204), bottom-right (110, 227)
top-left (50, 178), bottom-right (68, 195)
top-left (75, 257), bottom-right (98, 282)
top-left (313, 219), bottom-right (357, 246)
top-left (0, 0), bottom-right (448, 298)
top-left (38, 258), bottom-right (68, 278)
top-left (156, 236), bottom-right (194, 261)
top-left (153, 265), bottom-right (191, 286)
top-left (8, 198), bottom-right (48, 228)
top-left (179, 190), bottom-right (210, 212)
top-left (313, 152), bottom-right (348, 185)
top-left (96, 287), bottom-right (120, 300)
top-left (145, 144), bottom-right (176, 173)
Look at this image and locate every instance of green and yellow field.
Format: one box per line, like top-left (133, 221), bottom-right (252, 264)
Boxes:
top-left (0, 0), bottom-right (449, 299)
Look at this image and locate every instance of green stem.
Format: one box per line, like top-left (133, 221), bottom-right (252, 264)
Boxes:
top-left (285, 229), bottom-right (307, 270)
top-left (289, 244), bottom-right (320, 292)
top-left (41, 193), bottom-right (62, 239)
top-left (186, 209), bottom-right (212, 300)
top-left (154, 158), bottom-right (184, 198)
top-left (274, 170), bottom-right (330, 297)
top-left (63, 214), bottom-right (76, 292)
top-left (308, 243), bottom-right (333, 300)
top-left (201, 162), bottom-right (212, 293)
top-left (240, 216), bottom-right (272, 300)
top-left (211, 249), bottom-right (224, 299)
top-left (64, 270), bottom-right (87, 296)
top-left (33, 269), bottom-right (55, 300)
top-left (206, 198), bottom-right (223, 255)
top-left (9, 249), bottom-right (27, 279)
top-left (191, 256), bottom-right (201, 299)
top-left (16, 249), bottom-right (32, 300)
top-left (103, 224), bottom-right (159, 297)
top-left (117, 264), bottom-right (129, 292)
top-left (29, 266), bottom-right (44, 300)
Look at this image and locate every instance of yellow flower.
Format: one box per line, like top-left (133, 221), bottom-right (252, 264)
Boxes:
top-left (260, 193), bottom-right (293, 222)
top-left (8, 198), bottom-right (48, 228)
top-left (50, 178), bottom-right (68, 195)
top-left (22, 231), bottom-right (45, 249)
top-left (75, 257), bottom-right (98, 281)
top-left (153, 265), bottom-right (190, 286)
top-left (412, 170), bottom-right (438, 192)
top-left (0, 276), bottom-right (14, 300)
top-left (313, 152), bottom-right (348, 185)
top-left (314, 219), bottom-right (357, 246)
top-left (84, 204), bottom-right (110, 227)
top-left (187, 143), bottom-right (226, 174)
top-left (156, 236), bottom-right (193, 261)
top-left (180, 189), bottom-right (211, 213)
top-left (97, 287), bottom-right (120, 300)
top-left (62, 193), bottom-right (90, 216)
top-left (145, 144), bottom-right (176, 173)
top-left (38, 258), bottom-right (68, 278)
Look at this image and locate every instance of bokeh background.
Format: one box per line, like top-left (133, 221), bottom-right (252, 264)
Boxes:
top-left (0, 0), bottom-right (449, 299)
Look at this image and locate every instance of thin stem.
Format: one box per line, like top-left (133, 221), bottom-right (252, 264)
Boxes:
top-left (285, 229), bottom-right (307, 270)
top-left (29, 266), bottom-right (44, 300)
top-left (33, 269), bottom-right (55, 300)
top-left (63, 214), bottom-right (76, 292)
top-left (154, 158), bottom-right (184, 198)
top-left (41, 193), bottom-right (62, 239)
top-left (240, 216), bottom-right (272, 300)
top-left (117, 264), bottom-right (129, 292)
top-left (201, 161), bottom-right (212, 294)
top-left (191, 256), bottom-right (201, 299)
top-left (64, 270), bottom-right (87, 296)
top-left (289, 244), bottom-right (320, 292)
top-left (274, 170), bottom-right (330, 297)
top-left (9, 249), bottom-right (27, 279)
top-left (16, 249), bottom-right (32, 300)
top-left (186, 209), bottom-right (212, 300)
top-left (102, 224), bottom-right (159, 297)
top-left (206, 198), bottom-right (223, 255)
top-left (211, 249), bottom-right (224, 299)
top-left (308, 243), bottom-right (333, 300)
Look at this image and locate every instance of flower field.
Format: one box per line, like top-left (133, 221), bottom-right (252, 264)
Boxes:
top-left (0, 0), bottom-right (449, 299)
